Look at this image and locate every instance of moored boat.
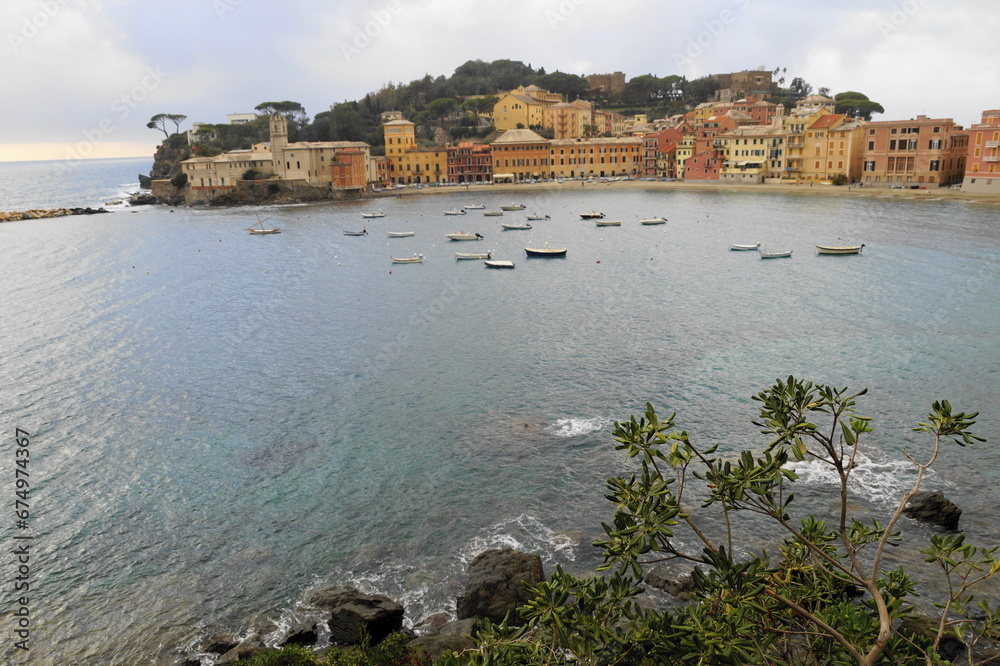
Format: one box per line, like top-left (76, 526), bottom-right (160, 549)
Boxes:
top-left (525, 244), bottom-right (567, 258)
top-left (816, 244), bottom-right (865, 255)
top-left (344, 229), bottom-right (368, 236)
top-left (456, 252), bottom-right (491, 260)
top-left (386, 231), bottom-right (414, 237)
top-left (248, 215), bottom-right (280, 234)
top-left (391, 254), bottom-right (424, 264)
top-left (760, 249), bottom-right (793, 259)
top-left (580, 212), bottom-right (604, 219)
top-left (463, 204), bottom-right (485, 209)
top-left (595, 220), bottom-right (621, 226)
top-left (501, 222), bottom-right (532, 230)
top-left (526, 214), bottom-right (550, 220)
top-left (483, 211), bottom-right (504, 216)
top-left (484, 260), bottom-right (515, 269)
top-left (361, 211), bottom-right (386, 218)
top-left (730, 243), bottom-right (761, 251)
top-left (500, 203), bottom-right (525, 210)
top-left (640, 216), bottom-right (667, 224)
top-left (444, 208), bottom-right (467, 215)
top-left (446, 232), bottom-right (484, 241)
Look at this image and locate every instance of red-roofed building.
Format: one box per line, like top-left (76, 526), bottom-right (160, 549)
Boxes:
top-left (447, 142), bottom-right (493, 183)
top-left (800, 114), bottom-right (867, 182)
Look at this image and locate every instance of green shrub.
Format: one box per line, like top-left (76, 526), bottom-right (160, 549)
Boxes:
top-left (170, 172), bottom-right (187, 188)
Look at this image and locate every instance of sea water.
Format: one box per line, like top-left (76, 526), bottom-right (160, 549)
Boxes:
top-left (1, 163), bottom-right (998, 663)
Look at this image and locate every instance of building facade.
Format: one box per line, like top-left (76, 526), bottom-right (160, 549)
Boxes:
top-left (962, 109), bottom-right (1000, 194)
top-left (861, 115), bottom-right (967, 187)
top-left (447, 142), bottom-right (493, 183)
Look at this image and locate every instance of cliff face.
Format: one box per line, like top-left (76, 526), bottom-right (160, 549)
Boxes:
top-left (148, 134), bottom-right (189, 182)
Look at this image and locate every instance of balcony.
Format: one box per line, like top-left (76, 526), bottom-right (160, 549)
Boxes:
top-left (985, 141), bottom-right (998, 148)
top-left (984, 154), bottom-right (999, 162)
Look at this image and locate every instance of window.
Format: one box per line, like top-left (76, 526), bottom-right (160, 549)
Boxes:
top-left (864, 160), bottom-right (875, 171)
top-left (868, 141), bottom-right (875, 150)
top-left (908, 139), bottom-right (917, 150)
top-left (929, 160), bottom-right (940, 171)
top-left (890, 140), bottom-right (896, 150)
top-left (929, 139), bottom-right (941, 150)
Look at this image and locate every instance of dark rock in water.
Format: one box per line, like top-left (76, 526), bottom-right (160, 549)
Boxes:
top-left (305, 586), bottom-right (403, 645)
top-left (69, 207), bottom-right (110, 215)
top-left (456, 549), bottom-right (544, 625)
top-left (282, 619), bottom-right (320, 647)
top-left (138, 173), bottom-right (152, 189)
top-left (129, 193), bottom-right (158, 206)
top-left (216, 635), bottom-right (265, 664)
top-left (905, 490), bottom-right (962, 530)
top-left (408, 633), bottom-right (475, 661)
top-left (645, 564), bottom-right (697, 600)
top-left (200, 633), bottom-right (241, 654)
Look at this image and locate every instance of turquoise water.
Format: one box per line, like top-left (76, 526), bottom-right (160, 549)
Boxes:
top-left (1, 167), bottom-right (999, 663)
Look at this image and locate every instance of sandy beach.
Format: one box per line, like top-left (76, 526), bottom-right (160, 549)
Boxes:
top-left (371, 178), bottom-right (1000, 206)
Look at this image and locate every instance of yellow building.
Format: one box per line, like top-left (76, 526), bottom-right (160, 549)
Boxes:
top-left (181, 143), bottom-right (273, 188)
top-left (492, 85), bottom-right (563, 131)
top-left (717, 125), bottom-right (787, 184)
top-left (549, 137), bottom-right (643, 179)
top-left (543, 102), bottom-right (591, 139)
top-left (382, 119), bottom-right (447, 184)
top-left (798, 114), bottom-right (867, 183)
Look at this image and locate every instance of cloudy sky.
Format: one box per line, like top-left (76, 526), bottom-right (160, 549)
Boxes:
top-left (1, 0), bottom-right (997, 162)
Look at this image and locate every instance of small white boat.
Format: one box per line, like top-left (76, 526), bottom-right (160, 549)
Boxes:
top-left (361, 211), bottom-right (386, 218)
top-left (446, 232), bottom-right (484, 241)
top-left (248, 215), bottom-right (280, 234)
top-left (760, 249), bottom-right (793, 259)
top-left (500, 203), bottom-right (525, 210)
top-left (816, 244), bottom-right (865, 255)
top-left (484, 260), bottom-right (515, 269)
top-left (525, 244), bottom-right (567, 258)
top-left (463, 204), bottom-right (485, 209)
top-left (444, 208), bottom-right (467, 215)
top-left (343, 229), bottom-right (368, 236)
top-left (391, 254), bottom-right (424, 264)
top-left (483, 211), bottom-right (504, 216)
top-left (730, 243), bottom-right (761, 251)
top-left (386, 231), bottom-right (414, 237)
top-left (526, 214), bottom-right (550, 221)
top-left (640, 217), bottom-right (667, 225)
top-left (501, 222), bottom-right (532, 230)
top-left (456, 252), bottom-right (491, 260)
top-left (595, 220), bottom-right (621, 227)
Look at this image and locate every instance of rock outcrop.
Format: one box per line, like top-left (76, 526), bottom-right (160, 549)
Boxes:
top-left (0, 207), bottom-right (109, 222)
top-left (456, 549), bottom-right (544, 625)
top-left (904, 490), bottom-right (962, 530)
top-left (305, 585), bottom-right (404, 645)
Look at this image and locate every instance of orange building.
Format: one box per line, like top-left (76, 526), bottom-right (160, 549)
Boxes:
top-left (862, 115), bottom-right (967, 187)
top-left (549, 137), bottom-right (643, 179)
top-left (490, 129), bottom-right (550, 181)
top-left (963, 109), bottom-right (1000, 194)
top-left (330, 148), bottom-right (367, 190)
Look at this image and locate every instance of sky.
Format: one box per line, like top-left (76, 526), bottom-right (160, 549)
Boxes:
top-left (1, 0), bottom-right (997, 162)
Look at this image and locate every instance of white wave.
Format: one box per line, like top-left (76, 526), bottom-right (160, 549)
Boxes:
top-left (458, 514), bottom-right (581, 565)
top-left (550, 416), bottom-right (611, 438)
top-left (785, 451), bottom-right (926, 506)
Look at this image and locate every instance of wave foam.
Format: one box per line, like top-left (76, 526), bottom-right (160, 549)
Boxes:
top-left (785, 451), bottom-right (925, 506)
top-left (550, 417), bottom-right (611, 438)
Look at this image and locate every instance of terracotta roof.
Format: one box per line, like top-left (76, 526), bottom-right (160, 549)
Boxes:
top-left (809, 114), bottom-right (847, 130)
top-left (383, 119), bottom-right (414, 126)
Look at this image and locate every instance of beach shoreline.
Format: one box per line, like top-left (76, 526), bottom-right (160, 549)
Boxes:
top-left (365, 178), bottom-right (1000, 206)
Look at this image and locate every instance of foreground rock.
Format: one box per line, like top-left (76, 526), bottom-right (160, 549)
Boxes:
top-left (457, 549), bottom-right (545, 625)
top-left (0, 207), bottom-right (109, 222)
top-left (904, 490), bottom-right (962, 530)
top-left (306, 585), bottom-right (404, 645)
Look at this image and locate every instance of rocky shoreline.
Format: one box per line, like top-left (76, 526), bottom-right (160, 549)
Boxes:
top-left (0, 206), bottom-right (110, 222)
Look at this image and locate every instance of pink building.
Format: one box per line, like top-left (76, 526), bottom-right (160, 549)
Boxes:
top-left (963, 109), bottom-right (1000, 194)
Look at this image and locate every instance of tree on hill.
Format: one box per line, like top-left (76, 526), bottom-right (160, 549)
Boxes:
top-left (436, 378), bottom-right (999, 665)
top-left (681, 75), bottom-right (720, 105)
top-left (146, 113), bottom-right (187, 139)
top-left (426, 97), bottom-right (458, 122)
top-left (835, 91), bottom-right (886, 120)
top-left (532, 71), bottom-right (590, 100)
top-left (789, 76), bottom-right (813, 97)
top-left (461, 96), bottom-right (499, 119)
